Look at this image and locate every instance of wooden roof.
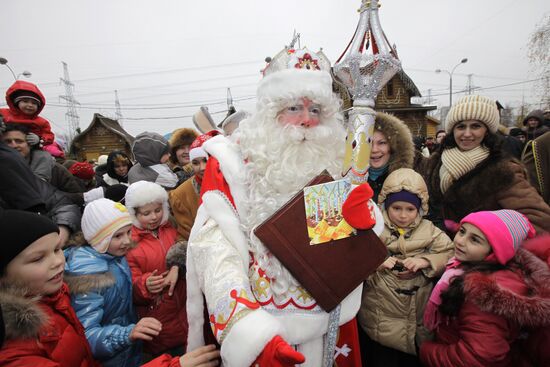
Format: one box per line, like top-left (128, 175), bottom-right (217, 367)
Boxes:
top-left (397, 69), bottom-right (421, 97)
top-left (72, 113), bottom-right (134, 146)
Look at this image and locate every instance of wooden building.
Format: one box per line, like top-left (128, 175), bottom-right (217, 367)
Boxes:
top-left (375, 70), bottom-right (438, 137)
top-left (333, 69), bottom-right (439, 138)
top-left (70, 113), bottom-right (134, 162)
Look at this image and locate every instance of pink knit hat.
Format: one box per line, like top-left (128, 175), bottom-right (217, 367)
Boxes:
top-left (460, 209), bottom-right (536, 264)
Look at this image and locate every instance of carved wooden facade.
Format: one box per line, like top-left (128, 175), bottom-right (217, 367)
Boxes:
top-left (70, 113), bottom-right (134, 162)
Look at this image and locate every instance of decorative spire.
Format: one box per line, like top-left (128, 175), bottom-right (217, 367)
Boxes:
top-left (334, 0), bottom-right (402, 183)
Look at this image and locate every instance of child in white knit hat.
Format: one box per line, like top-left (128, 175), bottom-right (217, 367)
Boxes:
top-left (125, 181), bottom-right (188, 358)
top-left (64, 198), bottom-right (162, 367)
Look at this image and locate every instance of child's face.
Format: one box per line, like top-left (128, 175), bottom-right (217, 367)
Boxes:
top-left (3, 232), bottom-right (64, 296)
top-left (453, 223), bottom-right (492, 262)
top-left (136, 202), bottom-right (164, 231)
top-left (191, 157), bottom-right (208, 180)
top-left (387, 201), bottom-right (418, 228)
top-left (17, 98), bottom-right (39, 116)
top-left (114, 161), bottom-right (129, 177)
top-left (107, 224), bottom-right (133, 257)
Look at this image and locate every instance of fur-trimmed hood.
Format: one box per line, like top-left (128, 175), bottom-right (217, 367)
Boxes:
top-left (464, 248), bottom-right (550, 328)
top-left (374, 112), bottom-right (414, 173)
top-left (64, 272), bottom-right (116, 295)
top-left (0, 282), bottom-right (47, 341)
top-left (378, 167), bottom-right (429, 213)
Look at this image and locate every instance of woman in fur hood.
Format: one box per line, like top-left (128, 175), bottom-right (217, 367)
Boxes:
top-left (168, 128), bottom-right (198, 184)
top-left (368, 112), bottom-right (415, 204)
top-left (422, 95), bottom-right (550, 234)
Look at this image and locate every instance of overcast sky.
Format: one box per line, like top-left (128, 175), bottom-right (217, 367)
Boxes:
top-left (1, 0), bottom-right (548, 140)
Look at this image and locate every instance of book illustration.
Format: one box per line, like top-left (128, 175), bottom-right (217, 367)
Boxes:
top-left (304, 179), bottom-right (356, 245)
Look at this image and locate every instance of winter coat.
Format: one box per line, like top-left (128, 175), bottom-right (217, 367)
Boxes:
top-left (359, 169), bottom-right (454, 354)
top-left (126, 223), bottom-right (188, 355)
top-left (420, 248), bottom-right (550, 367)
top-left (0, 80), bottom-right (55, 144)
top-left (0, 282), bottom-right (99, 367)
top-left (28, 149), bottom-right (54, 181)
top-left (522, 131), bottom-right (550, 206)
top-left (64, 245), bottom-right (141, 367)
top-left (369, 112), bottom-right (415, 203)
top-left (96, 151), bottom-right (132, 188)
top-left (0, 142), bottom-right (45, 212)
top-left (169, 176), bottom-right (200, 240)
top-left (424, 149), bottom-right (550, 234)
top-left (0, 143), bottom-right (81, 229)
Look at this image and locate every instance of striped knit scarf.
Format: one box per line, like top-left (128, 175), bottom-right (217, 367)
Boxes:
top-left (439, 146), bottom-right (489, 194)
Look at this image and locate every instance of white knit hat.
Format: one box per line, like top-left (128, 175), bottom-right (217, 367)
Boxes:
top-left (124, 180), bottom-right (169, 229)
top-left (445, 95), bottom-right (500, 134)
top-left (81, 198), bottom-right (132, 253)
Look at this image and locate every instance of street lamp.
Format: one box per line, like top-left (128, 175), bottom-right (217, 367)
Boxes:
top-left (436, 58), bottom-right (468, 106)
top-left (0, 57), bottom-right (32, 80)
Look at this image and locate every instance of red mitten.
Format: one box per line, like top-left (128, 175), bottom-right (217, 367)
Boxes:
top-left (253, 335), bottom-right (305, 367)
top-left (342, 183), bottom-right (376, 230)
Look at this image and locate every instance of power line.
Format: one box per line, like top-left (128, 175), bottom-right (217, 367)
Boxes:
top-left (38, 60), bottom-right (263, 86)
top-left (72, 73), bottom-right (260, 98)
top-left (426, 78), bottom-right (543, 98)
top-left (123, 109), bottom-right (229, 121)
top-left (46, 95), bottom-right (256, 110)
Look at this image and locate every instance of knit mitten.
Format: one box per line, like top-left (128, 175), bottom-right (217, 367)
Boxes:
top-left (342, 183), bottom-right (376, 230)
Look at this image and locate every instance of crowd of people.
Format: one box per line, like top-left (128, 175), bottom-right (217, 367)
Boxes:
top-left (1, 44), bottom-right (550, 367)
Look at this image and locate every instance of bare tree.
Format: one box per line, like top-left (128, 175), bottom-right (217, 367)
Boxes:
top-left (528, 13), bottom-right (550, 108)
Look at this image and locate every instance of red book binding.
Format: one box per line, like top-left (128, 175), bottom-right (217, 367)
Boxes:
top-left (254, 171), bottom-right (387, 312)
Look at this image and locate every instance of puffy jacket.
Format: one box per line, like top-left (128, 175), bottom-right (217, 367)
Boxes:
top-left (0, 80), bottom-right (55, 144)
top-left (359, 168), bottom-right (454, 354)
top-left (420, 248), bottom-right (550, 367)
top-left (64, 245), bottom-right (141, 367)
top-left (127, 222), bottom-right (188, 354)
top-left (0, 282), bottom-right (99, 367)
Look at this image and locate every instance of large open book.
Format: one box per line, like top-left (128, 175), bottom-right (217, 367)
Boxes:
top-left (254, 171), bottom-right (387, 312)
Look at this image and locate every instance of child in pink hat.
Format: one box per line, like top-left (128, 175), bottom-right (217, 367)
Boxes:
top-left (420, 209), bottom-right (550, 367)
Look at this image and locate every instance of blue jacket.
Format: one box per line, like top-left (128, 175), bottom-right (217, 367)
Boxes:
top-left (64, 245), bottom-right (141, 367)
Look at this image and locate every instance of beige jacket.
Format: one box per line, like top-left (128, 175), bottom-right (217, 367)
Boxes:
top-left (358, 168), bottom-right (454, 354)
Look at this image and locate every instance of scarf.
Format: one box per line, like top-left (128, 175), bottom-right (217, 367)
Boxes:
top-left (368, 163), bottom-right (389, 182)
top-left (423, 257), bottom-right (463, 331)
top-left (149, 163), bottom-right (178, 189)
top-left (439, 146), bottom-right (489, 194)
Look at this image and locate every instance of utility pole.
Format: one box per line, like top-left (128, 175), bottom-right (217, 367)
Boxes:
top-left (114, 90), bottom-right (123, 127)
top-left (467, 74), bottom-right (475, 94)
top-left (59, 62), bottom-right (80, 143)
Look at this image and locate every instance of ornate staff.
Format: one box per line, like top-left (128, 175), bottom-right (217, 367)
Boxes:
top-left (334, 0), bottom-right (401, 184)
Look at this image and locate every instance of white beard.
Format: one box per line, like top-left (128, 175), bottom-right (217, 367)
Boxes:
top-left (239, 101), bottom-right (346, 296)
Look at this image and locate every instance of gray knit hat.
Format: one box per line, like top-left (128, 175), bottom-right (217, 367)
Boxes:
top-left (445, 95), bottom-right (500, 133)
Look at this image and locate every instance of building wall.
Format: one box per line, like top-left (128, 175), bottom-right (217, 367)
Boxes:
top-left (73, 124), bottom-right (131, 161)
top-left (375, 75), bottom-right (411, 108)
